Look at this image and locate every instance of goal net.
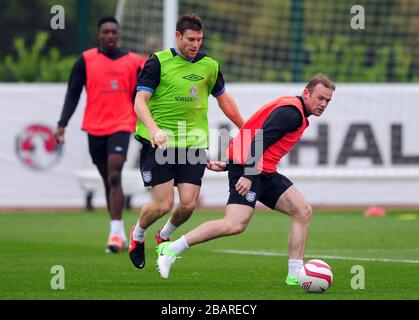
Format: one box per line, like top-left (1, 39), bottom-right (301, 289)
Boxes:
top-left (116, 0), bottom-right (164, 56)
top-left (117, 0), bottom-right (419, 83)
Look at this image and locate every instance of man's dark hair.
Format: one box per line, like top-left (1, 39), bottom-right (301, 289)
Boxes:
top-left (176, 13), bottom-right (204, 34)
top-left (98, 16), bottom-right (119, 29)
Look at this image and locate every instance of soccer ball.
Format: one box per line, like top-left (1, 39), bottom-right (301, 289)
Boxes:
top-left (298, 259), bottom-right (333, 293)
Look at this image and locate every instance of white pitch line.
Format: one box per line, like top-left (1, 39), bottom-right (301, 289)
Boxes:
top-left (213, 249), bottom-right (419, 264)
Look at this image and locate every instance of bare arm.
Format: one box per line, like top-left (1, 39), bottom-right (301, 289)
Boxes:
top-left (134, 91), bottom-right (168, 149)
top-left (206, 160), bottom-right (228, 172)
top-left (134, 90), bottom-right (155, 131)
top-left (206, 160), bottom-right (250, 194)
top-left (215, 91), bottom-right (245, 129)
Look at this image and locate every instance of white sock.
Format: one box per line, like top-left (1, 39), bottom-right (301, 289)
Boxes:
top-left (110, 220), bottom-right (122, 236)
top-left (168, 235), bottom-right (189, 255)
top-left (133, 221), bottom-right (146, 243)
top-left (159, 220), bottom-right (177, 240)
top-left (288, 259), bottom-right (304, 277)
top-left (110, 220), bottom-right (127, 241)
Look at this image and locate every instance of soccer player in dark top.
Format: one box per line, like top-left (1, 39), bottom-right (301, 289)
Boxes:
top-left (55, 17), bottom-right (147, 253)
top-left (128, 13), bottom-right (244, 269)
top-left (156, 74), bottom-right (335, 285)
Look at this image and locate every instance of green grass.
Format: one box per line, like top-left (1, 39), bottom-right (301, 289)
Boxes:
top-left (0, 209), bottom-right (418, 300)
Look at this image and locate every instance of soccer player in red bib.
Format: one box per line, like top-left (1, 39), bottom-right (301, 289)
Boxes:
top-left (55, 17), bottom-right (147, 253)
top-left (156, 74), bottom-right (335, 284)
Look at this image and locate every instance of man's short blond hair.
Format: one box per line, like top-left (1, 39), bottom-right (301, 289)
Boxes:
top-left (306, 73), bottom-right (336, 91)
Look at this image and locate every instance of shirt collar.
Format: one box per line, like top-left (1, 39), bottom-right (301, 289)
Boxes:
top-left (297, 96), bottom-right (310, 117)
top-left (171, 48), bottom-right (196, 62)
top-left (98, 47), bottom-right (121, 58)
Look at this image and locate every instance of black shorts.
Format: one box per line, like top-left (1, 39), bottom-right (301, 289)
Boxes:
top-left (227, 164), bottom-right (293, 209)
top-left (87, 131), bottom-right (131, 165)
top-left (138, 137), bottom-right (207, 187)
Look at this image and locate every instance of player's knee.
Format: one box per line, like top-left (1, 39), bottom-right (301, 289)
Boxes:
top-left (235, 222), bottom-right (248, 234)
top-left (224, 219), bottom-right (248, 235)
top-left (297, 203), bottom-right (312, 224)
top-left (158, 200), bottom-right (174, 215)
top-left (108, 170), bottom-right (121, 187)
top-left (178, 199), bottom-right (198, 213)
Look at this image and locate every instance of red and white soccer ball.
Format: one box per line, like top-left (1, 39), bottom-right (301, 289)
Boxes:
top-left (298, 259), bottom-right (333, 293)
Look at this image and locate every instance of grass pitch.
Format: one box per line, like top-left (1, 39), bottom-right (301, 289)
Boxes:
top-left (0, 209), bottom-right (418, 300)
